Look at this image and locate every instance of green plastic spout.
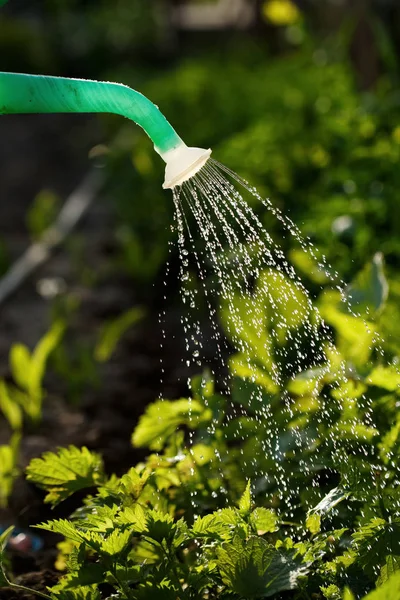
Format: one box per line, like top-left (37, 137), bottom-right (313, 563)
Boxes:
top-left (0, 72), bottom-right (211, 188)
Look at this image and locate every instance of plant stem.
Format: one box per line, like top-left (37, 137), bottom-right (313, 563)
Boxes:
top-left (6, 582), bottom-right (52, 600)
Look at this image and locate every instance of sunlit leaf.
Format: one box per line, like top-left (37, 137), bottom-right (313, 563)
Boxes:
top-left (0, 380), bottom-right (23, 430)
top-left (26, 446), bottom-right (105, 506)
top-left (132, 398), bottom-right (207, 451)
top-left (238, 480), bottom-right (252, 515)
top-left (95, 307), bottom-right (145, 362)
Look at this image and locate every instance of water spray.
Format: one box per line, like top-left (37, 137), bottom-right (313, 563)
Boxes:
top-left (0, 72), bottom-right (211, 189)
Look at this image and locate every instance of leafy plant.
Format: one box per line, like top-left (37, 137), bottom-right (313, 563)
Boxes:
top-left (4, 320), bottom-right (65, 424)
top-left (0, 321), bottom-right (65, 505)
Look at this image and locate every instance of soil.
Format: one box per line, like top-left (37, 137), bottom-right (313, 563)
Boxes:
top-left (0, 114), bottom-right (222, 598)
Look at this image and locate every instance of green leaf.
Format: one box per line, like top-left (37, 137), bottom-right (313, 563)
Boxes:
top-left (216, 535), bottom-right (307, 598)
top-left (36, 519), bottom-right (85, 544)
top-left (345, 252), bottom-right (388, 317)
top-left (319, 291), bottom-right (376, 366)
top-left (352, 518), bottom-right (400, 580)
top-left (310, 487), bottom-right (349, 515)
top-left (29, 320), bottom-right (65, 399)
top-left (50, 584), bottom-right (101, 600)
top-left (377, 554), bottom-right (400, 586)
top-left (192, 513), bottom-right (226, 540)
top-left (95, 307), bottom-right (145, 362)
top-left (26, 446), bottom-right (105, 506)
top-left (0, 435), bottom-right (20, 507)
top-left (320, 584), bottom-right (341, 600)
top-left (135, 581), bottom-right (178, 600)
top-left (342, 589), bottom-right (356, 600)
top-left (229, 355), bottom-right (279, 395)
top-left (367, 365), bottom-right (400, 392)
top-left (117, 467), bottom-right (150, 499)
top-left (192, 511), bottom-right (244, 541)
top-left (132, 398), bottom-right (207, 450)
top-left (145, 510), bottom-right (176, 544)
top-left (238, 480), bottom-right (252, 515)
top-left (9, 343), bottom-right (31, 390)
top-left (362, 570), bottom-right (400, 599)
top-left (306, 513), bottom-right (321, 535)
top-left (250, 507), bottom-right (279, 534)
top-left (116, 504), bottom-right (147, 533)
top-left (379, 415), bottom-right (400, 464)
top-left (190, 443), bottom-right (214, 466)
top-left (0, 524), bottom-right (15, 585)
top-left (0, 525), bottom-right (15, 553)
top-left (64, 564), bottom-right (105, 588)
top-left (100, 528), bottom-right (132, 556)
top-left (0, 380), bottom-right (23, 430)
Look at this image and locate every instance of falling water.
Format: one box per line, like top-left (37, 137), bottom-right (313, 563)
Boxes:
top-left (168, 158), bottom-right (387, 514)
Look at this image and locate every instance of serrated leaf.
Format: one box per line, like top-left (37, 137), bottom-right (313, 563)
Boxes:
top-left (250, 507), bottom-right (279, 534)
top-left (145, 510), bottom-right (176, 543)
top-left (320, 583), bottom-right (341, 599)
top-left (192, 514), bottom-right (228, 540)
top-left (306, 513), bottom-right (321, 535)
top-left (101, 528), bottom-right (132, 556)
top-left (132, 398), bottom-right (206, 450)
top-left (352, 518), bottom-right (400, 580)
top-left (173, 518), bottom-right (190, 549)
top-left (135, 581), bottom-right (178, 600)
top-left (36, 519), bottom-right (84, 544)
top-left (239, 480), bottom-right (252, 515)
top-left (216, 535), bottom-right (307, 598)
top-left (117, 467), bottom-right (150, 499)
top-left (26, 446), bottom-right (104, 506)
top-left (116, 504), bottom-right (147, 533)
top-left (377, 554), bottom-right (400, 586)
top-left (64, 563), bottom-right (105, 588)
top-left (50, 584), bottom-right (101, 600)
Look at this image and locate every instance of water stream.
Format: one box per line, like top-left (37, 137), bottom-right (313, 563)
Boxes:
top-left (167, 159), bottom-right (385, 512)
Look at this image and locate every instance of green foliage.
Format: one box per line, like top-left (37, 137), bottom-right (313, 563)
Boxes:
top-left (132, 397), bottom-right (209, 450)
top-left (216, 536), bottom-right (307, 598)
top-left (0, 323), bottom-right (65, 505)
top-left (0, 320), bottom-right (65, 426)
top-left (0, 434), bottom-right (20, 507)
top-left (26, 446), bottom-right (105, 506)
top-left (95, 306), bottom-right (145, 362)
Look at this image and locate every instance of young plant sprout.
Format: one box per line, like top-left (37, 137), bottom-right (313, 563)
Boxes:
top-left (0, 72), bottom-right (211, 189)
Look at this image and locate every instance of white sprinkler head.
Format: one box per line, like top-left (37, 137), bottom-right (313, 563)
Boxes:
top-left (162, 144), bottom-right (212, 189)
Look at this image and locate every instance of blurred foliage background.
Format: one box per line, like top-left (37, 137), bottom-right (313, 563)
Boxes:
top-left (1, 0), bottom-right (400, 324)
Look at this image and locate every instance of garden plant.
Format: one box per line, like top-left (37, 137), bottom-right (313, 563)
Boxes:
top-left (0, 2), bottom-right (400, 600)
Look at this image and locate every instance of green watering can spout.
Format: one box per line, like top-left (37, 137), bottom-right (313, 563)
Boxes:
top-left (0, 72), bottom-right (211, 189)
